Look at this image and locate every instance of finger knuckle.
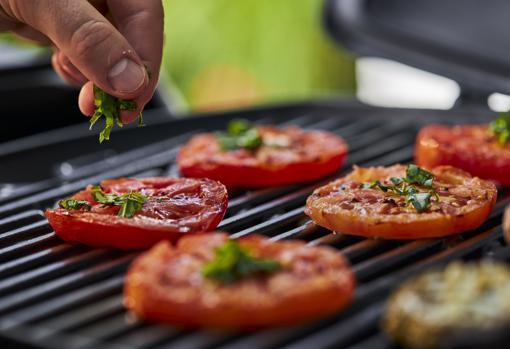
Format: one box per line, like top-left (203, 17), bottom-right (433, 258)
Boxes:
top-left (71, 19), bottom-right (113, 59)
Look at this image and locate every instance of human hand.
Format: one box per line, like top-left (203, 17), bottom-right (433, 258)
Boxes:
top-left (0, 0), bottom-right (164, 123)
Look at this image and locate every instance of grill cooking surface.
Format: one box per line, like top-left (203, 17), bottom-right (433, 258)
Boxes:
top-left (0, 103), bottom-right (506, 349)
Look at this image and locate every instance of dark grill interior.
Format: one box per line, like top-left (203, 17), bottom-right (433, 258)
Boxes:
top-left (0, 103), bottom-right (507, 349)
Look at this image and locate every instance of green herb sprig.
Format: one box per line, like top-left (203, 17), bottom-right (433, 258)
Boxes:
top-left (90, 186), bottom-right (146, 218)
top-left (58, 198), bottom-right (91, 211)
top-left (489, 113), bottom-right (510, 146)
top-left (203, 240), bottom-right (281, 284)
top-left (363, 164), bottom-right (439, 213)
top-left (216, 119), bottom-right (263, 151)
top-left (89, 85), bottom-right (144, 143)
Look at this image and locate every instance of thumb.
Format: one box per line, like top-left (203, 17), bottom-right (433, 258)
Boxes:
top-left (6, 0), bottom-right (148, 99)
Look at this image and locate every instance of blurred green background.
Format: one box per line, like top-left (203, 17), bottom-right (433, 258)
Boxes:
top-left (0, 0), bottom-right (357, 113)
top-left (161, 0), bottom-right (356, 111)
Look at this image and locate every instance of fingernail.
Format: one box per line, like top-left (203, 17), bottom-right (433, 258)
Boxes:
top-left (108, 58), bottom-right (146, 93)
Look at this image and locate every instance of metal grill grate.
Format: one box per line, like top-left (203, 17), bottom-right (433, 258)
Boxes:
top-left (0, 102), bottom-right (506, 349)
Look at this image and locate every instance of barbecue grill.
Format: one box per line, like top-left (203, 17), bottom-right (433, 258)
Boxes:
top-left (1, 1), bottom-right (510, 348)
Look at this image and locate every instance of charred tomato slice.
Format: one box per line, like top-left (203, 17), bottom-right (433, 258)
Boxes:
top-left (177, 126), bottom-right (348, 188)
top-left (305, 165), bottom-right (496, 239)
top-left (46, 177), bottom-right (228, 249)
top-left (124, 232), bottom-right (355, 329)
top-left (416, 124), bottom-right (510, 186)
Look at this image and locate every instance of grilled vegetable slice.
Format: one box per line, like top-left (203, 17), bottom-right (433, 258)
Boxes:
top-left (415, 124), bottom-right (510, 186)
top-left (124, 232), bottom-right (355, 329)
top-left (305, 164), bottom-right (496, 239)
top-left (177, 120), bottom-right (348, 188)
top-left (382, 261), bottom-right (510, 349)
top-left (46, 177), bottom-right (228, 249)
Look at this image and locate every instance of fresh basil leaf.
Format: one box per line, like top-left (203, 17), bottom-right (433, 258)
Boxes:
top-left (407, 192), bottom-right (432, 213)
top-left (363, 165), bottom-right (438, 213)
top-left (117, 192), bottom-right (146, 218)
top-left (216, 119), bottom-right (263, 151)
top-left (203, 240), bottom-right (281, 284)
top-left (90, 186), bottom-right (146, 218)
top-left (58, 198), bottom-right (91, 211)
top-left (90, 85), bottom-right (144, 143)
top-left (228, 119), bottom-right (252, 135)
top-left (236, 128), bottom-right (262, 150)
top-left (390, 177), bottom-right (403, 185)
top-left (490, 114), bottom-right (510, 146)
top-left (405, 164), bottom-right (434, 187)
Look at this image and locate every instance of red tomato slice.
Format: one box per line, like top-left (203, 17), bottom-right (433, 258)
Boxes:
top-left (124, 232), bottom-right (355, 329)
top-left (416, 124), bottom-right (510, 186)
top-left (45, 177), bottom-right (228, 249)
top-left (177, 126), bottom-right (348, 188)
top-left (305, 165), bottom-right (497, 239)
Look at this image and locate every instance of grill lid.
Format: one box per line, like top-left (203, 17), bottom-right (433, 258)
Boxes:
top-left (324, 0), bottom-right (510, 98)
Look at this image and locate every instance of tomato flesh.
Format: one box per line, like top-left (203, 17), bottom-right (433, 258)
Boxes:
top-left (46, 177), bottom-right (228, 249)
top-left (416, 124), bottom-right (510, 186)
top-left (124, 232), bottom-right (355, 329)
top-left (305, 165), bottom-right (497, 239)
top-left (177, 126), bottom-right (348, 188)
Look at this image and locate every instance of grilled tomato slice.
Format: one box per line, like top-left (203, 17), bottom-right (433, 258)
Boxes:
top-left (177, 121), bottom-right (347, 188)
top-left (383, 261), bottom-right (510, 349)
top-left (124, 232), bottom-right (355, 329)
top-left (416, 124), bottom-right (510, 186)
top-left (45, 177), bottom-right (228, 249)
top-left (305, 164), bottom-right (496, 239)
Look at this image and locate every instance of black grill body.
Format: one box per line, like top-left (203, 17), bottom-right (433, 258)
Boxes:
top-left (0, 100), bottom-right (507, 349)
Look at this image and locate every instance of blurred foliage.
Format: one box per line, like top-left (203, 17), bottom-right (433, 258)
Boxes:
top-left (161, 0), bottom-right (356, 111)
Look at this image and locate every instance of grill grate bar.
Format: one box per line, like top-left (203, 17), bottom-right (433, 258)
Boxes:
top-left (0, 248), bottom-right (112, 297)
top-left (4, 276), bottom-right (124, 333)
top-left (0, 254), bottom-right (134, 317)
top-left (0, 243), bottom-right (79, 278)
top-left (34, 294), bottom-right (124, 335)
top-left (0, 210), bottom-right (44, 233)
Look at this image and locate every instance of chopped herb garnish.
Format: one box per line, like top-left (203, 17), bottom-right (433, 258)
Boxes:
top-left (407, 192), bottom-right (432, 213)
top-left (90, 185), bottom-right (146, 218)
top-left (89, 85), bottom-right (144, 143)
top-left (58, 198), bottom-right (91, 211)
top-left (489, 113), bottom-right (510, 146)
top-left (216, 119), bottom-right (263, 151)
top-left (363, 164), bottom-right (439, 213)
top-left (203, 240), bottom-right (281, 284)
top-left (405, 164), bottom-right (434, 188)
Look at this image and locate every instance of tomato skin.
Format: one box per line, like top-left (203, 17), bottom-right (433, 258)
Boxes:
top-left (46, 178), bottom-right (228, 250)
top-left (416, 124), bottom-right (510, 186)
top-left (305, 165), bottom-right (497, 240)
top-left (124, 233), bottom-right (355, 329)
top-left (177, 126), bottom-right (348, 188)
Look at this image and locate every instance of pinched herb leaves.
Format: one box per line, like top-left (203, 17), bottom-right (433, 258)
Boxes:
top-left (363, 164), bottom-right (439, 213)
top-left (89, 85), bottom-right (144, 143)
top-left (489, 113), bottom-right (510, 146)
top-left (58, 198), bottom-right (91, 211)
top-left (203, 240), bottom-right (281, 284)
top-left (216, 119), bottom-right (263, 151)
top-left (90, 186), bottom-right (146, 218)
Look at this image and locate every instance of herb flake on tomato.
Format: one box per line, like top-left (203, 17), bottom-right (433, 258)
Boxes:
top-left (203, 240), bottom-right (281, 284)
top-left (362, 164), bottom-right (438, 213)
top-left (58, 198), bottom-right (91, 211)
top-left (216, 119), bottom-right (263, 151)
top-left (90, 185), bottom-right (146, 218)
top-left (489, 112), bottom-right (510, 146)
